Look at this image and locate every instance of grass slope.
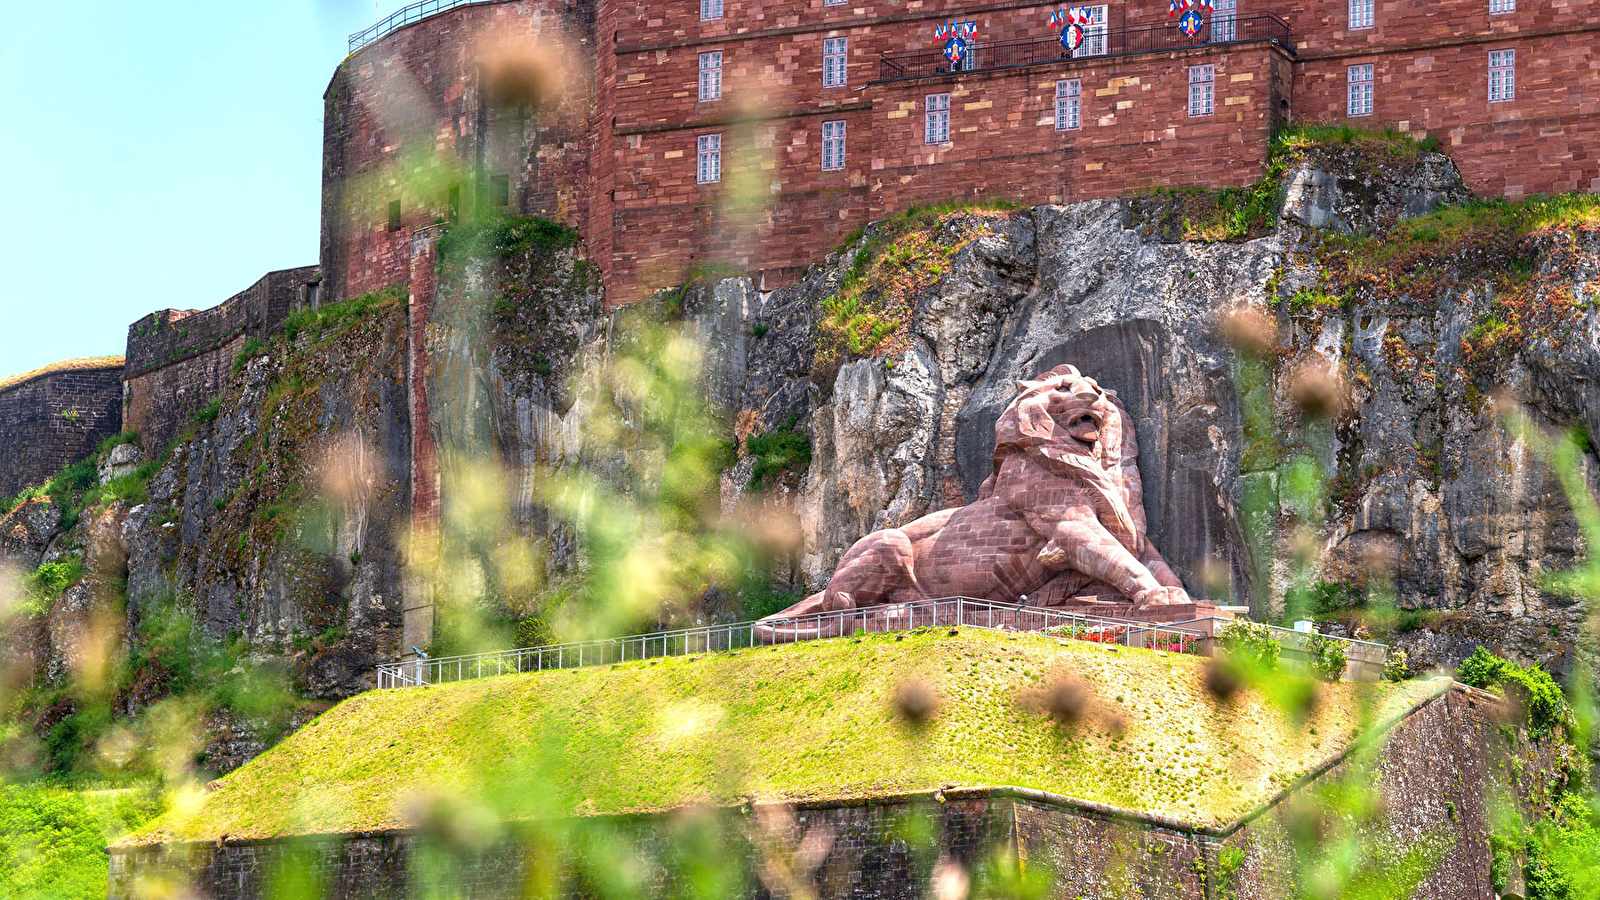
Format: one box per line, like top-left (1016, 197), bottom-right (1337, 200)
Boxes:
top-left (0, 356), bottom-right (125, 393)
top-left (129, 630), bottom-right (1443, 845)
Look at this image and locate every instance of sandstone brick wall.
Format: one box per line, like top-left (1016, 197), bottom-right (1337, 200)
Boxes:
top-left (0, 363), bottom-right (124, 499)
top-left (312, 0), bottom-right (1598, 306)
top-left (122, 266), bottom-right (318, 453)
top-left (318, 0), bottom-right (598, 303)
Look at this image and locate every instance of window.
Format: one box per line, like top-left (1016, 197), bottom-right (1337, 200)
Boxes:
top-left (700, 0), bottom-right (722, 20)
top-left (1349, 0), bottom-right (1373, 28)
top-left (1055, 79), bottom-right (1082, 130)
top-left (699, 51), bottom-right (722, 101)
top-left (1488, 49), bottom-right (1515, 101)
top-left (1212, 0), bottom-right (1237, 41)
top-left (1072, 5), bottom-right (1110, 57)
top-left (1187, 65), bottom-right (1214, 117)
top-left (1347, 63), bottom-right (1374, 116)
top-left (697, 134), bottom-right (722, 183)
top-left (925, 93), bottom-right (950, 143)
top-left (387, 199), bottom-right (402, 232)
top-left (823, 37), bottom-right (848, 87)
top-left (489, 175), bottom-right (510, 208)
top-left (822, 120), bottom-right (846, 171)
top-left (1489, 0), bottom-right (1514, 12)
top-left (825, 0), bottom-right (847, 6)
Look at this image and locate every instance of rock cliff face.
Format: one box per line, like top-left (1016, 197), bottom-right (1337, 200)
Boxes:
top-left (3, 139), bottom-right (1597, 781)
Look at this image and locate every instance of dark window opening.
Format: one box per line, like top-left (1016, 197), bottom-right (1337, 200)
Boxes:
top-left (387, 199), bottom-right (402, 232)
top-left (448, 185), bottom-right (461, 223)
top-left (490, 175), bottom-right (510, 208)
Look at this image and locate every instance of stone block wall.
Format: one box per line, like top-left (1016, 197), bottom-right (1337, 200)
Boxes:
top-left (0, 361), bottom-right (124, 499)
top-left (122, 266), bottom-right (318, 453)
top-left (107, 685), bottom-right (1564, 900)
top-left (318, 0), bottom-right (597, 303)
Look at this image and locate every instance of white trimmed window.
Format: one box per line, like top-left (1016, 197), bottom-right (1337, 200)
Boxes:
top-left (1072, 4), bottom-right (1110, 57)
top-left (700, 0), bottom-right (722, 20)
top-left (1489, 49), bottom-right (1515, 102)
top-left (1347, 63), bottom-right (1374, 116)
top-left (925, 93), bottom-right (950, 143)
top-left (1489, 0), bottom-right (1514, 12)
top-left (825, 0), bottom-right (848, 6)
top-left (1188, 65), bottom-right (1214, 117)
top-left (698, 51), bottom-right (722, 101)
top-left (1212, 0), bottom-right (1237, 41)
top-left (822, 120), bottom-right (846, 171)
top-left (1055, 79), bottom-right (1082, 130)
top-left (696, 134), bottom-right (721, 183)
top-left (1349, 0), bottom-right (1373, 28)
top-left (823, 37), bottom-right (848, 87)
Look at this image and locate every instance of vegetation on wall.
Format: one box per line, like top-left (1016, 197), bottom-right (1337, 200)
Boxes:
top-left (744, 424), bottom-right (812, 491)
top-left (815, 202), bottom-right (1017, 373)
top-left (1456, 646), bottom-right (1568, 737)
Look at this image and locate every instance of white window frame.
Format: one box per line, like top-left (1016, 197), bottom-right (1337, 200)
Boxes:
top-left (822, 37), bottom-right (848, 88)
top-left (1488, 0), bottom-right (1514, 13)
top-left (1055, 79), bottom-right (1082, 131)
top-left (1212, 0), bottom-right (1237, 42)
top-left (822, 120), bottom-right (846, 171)
top-left (700, 0), bottom-right (722, 21)
top-left (1488, 49), bottom-right (1515, 102)
top-left (698, 51), bottom-right (722, 101)
top-left (1072, 5), bottom-right (1110, 57)
top-left (925, 93), bottom-right (950, 144)
top-left (696, 134), bottom-right (721, 183)
top-left (1349, 0), bottom-right (1373, 29)
top-left (1188, 65), bottom-right (1214, 117)
top-left (825, 0), bottom-right (848, 7)
top-left (1347, 63), bottom-right (1374, 116)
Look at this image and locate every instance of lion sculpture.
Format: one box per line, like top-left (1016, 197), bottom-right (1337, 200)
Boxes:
top-left (758, 364), bottom-right (1192, 634)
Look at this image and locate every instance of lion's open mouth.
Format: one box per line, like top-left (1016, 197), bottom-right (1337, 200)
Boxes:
top-left (1067, 415), bottom-right (1099, 444)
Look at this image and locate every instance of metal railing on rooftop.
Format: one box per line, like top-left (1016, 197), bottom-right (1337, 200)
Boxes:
top-left (875, 13), bottom-right (1293, 82)
top-left (349, 0), bottom-right (500, 54)
top-left (375, 596), bottom-right (1382, 688)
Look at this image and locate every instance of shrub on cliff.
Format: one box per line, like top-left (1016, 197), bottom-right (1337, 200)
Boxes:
top-left (1456, 646), bottom-right (1567, 737)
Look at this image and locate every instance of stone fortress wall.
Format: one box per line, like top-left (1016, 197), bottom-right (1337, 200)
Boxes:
top-left (106, 684), bottom-right (1557, 900)
top-left (0, 360), bottom-right (126, 500)
top-left (123, 266), bottom-right (320, 453)
top-left (319, 0), bottom-right (1600, 306)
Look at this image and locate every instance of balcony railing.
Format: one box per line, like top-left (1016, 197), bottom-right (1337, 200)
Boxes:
top-left (875, 12), bottom-right (1293, 82)
top-left (349, 0), bottom-right (500, 54)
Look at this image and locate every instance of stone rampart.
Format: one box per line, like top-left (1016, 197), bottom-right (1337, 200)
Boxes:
top-left (122, 266), bottom-right (317, 452)
top-left (0, 359), bottom-right (124, 498)
top-left (107, 684), bottom-right (1562, 899)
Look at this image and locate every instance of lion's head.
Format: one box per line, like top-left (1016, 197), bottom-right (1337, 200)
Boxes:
top-left (993, 364), bottom-right (1130, 471)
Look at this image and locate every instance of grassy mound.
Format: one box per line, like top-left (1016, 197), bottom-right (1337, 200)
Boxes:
top-left (0, 355), bottom-right (124, 393)
top-left (127, 629), bottom-right (1443, 845)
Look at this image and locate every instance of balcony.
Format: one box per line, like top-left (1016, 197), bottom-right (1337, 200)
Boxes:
top-left (874, 13), bottom-right (1294, 83)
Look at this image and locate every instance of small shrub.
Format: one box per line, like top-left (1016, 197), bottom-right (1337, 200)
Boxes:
top-left (1305, 634), bottom-right (1348, 682)
top-left (1217, 619), bottom-right (1281, 672)
top-left (231, 336), bottom-right (266, 373)
top-left (95, 430), bottom-right (141, 456)
top-left (1456, 645), bottom-right (1567, 736)
top-left (1383, 646), bottom-right (1411, 682)
top-left (191, 398), bottom-right (222, 426)
top-left (15, 557), bottom-right (85, 619)
top-left (746, 426), bottom-right (812, 491)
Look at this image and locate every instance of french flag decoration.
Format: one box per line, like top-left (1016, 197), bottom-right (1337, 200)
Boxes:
top-left (935, 18), bottom-right (977, 66)
top-left (1048, 6), bottom-right (1093, 50)
top-left (1168, 0), bottom-right (1183, 18)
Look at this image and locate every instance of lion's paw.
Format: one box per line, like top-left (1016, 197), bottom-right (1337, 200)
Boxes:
top-left (1133, 586), bottom-right (1190, 608)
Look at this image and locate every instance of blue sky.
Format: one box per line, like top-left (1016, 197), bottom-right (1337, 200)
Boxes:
top-left (0, 1), bottom-right (404, 377)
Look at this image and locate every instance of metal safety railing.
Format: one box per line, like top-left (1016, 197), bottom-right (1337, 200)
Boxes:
top-left (374, 596), bottom-right (1367, 688)
top-left (349, 0), bottom-right (501, 53)
top-left (875, 13), bottom-right (1293, 82)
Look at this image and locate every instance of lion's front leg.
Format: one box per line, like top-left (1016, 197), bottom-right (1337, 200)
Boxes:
top-left (1030, 518), bottom-right (1181, 608)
